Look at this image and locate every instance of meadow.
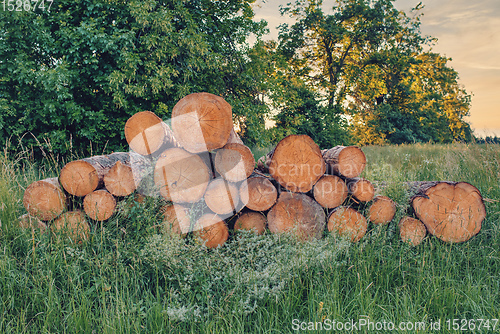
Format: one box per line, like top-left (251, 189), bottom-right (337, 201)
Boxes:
top-left (0, 143), bottom-right (499, 333)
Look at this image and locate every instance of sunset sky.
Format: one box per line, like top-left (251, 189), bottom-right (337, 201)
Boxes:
top-left (253, 0), bottom-right (500, 137)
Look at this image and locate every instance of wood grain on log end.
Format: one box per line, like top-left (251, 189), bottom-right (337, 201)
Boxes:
top-left (399, 216), bottom-right (427, 246)
top-left (327, 206), bottom-right (367, 242)
top-left (234, 211), bottom-right (267, 235)
top-left (368, 196), bottom-right (397, 225)
top-left (23, 177), bottom-right (66, 221)
top-left (52, 211), bottom-right (90, 243)
top-left (193, 213), bottom-right (229, 248)
top-left (313, 175), bottom-right (348, 209)
top-left (239, 176), bottom-right (277, 212)
top-left (124, 111), bottom-right (166, 156)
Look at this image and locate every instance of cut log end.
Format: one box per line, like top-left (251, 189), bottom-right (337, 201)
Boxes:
top-left (268, 135), bottom-right (326, 193)
top-left (239, 176), bottom-right (277, 212)
top-left (322, 146), bottom-right (366, 178)
top-left (368, 196), bottom-right (397, 225)
top-left (83, 189), bottom-right (117, 221)
top-left (193, 213), bottom-right (229, 248)
top-left (171, 92), bottom-right (233, 153)
top-left (214, 143), bottom-right (255, 182)
top-left (162, 204), bottom-right (191, 237)
top-left (104, 160), bottom-right (137, 197)
top-left (399, 216), bottom-right (427, 246)
top-left (125, 111), bottom-right (166, 156)
top-left (347, 178), bottom-right (375, 202)
top-left (411, 181), bottom-right (486, 243)
top-left (52, 211), bottom-right (90, 243)
top-left (204, 179), bottom-right (241, 216)
top-left (313, 175), bottom-right (348, 209)
top-left (234, 211), bottom-right (267, 235)
top-left (327, 207), bottom-right (367, 242)
top-left (23, 178), bottom-right (66, 221)
top-left (267, 192), bottom-right (326, 240)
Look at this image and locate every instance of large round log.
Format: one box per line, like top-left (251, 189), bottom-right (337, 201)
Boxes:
top-left (193, 213), bottom-right (229, 248)
top-left (322, 146), bottom-right (366, 178)
top-left (313, 175), bottom-right (348, 209)
top-left (239, 175), bottom-right (277, 212)
top-left (52, 210), bottom-right (90, 243)
top-left (411, 181), bottom-right (486, 243)
top-left (154, 148), bottom-right (210, 203)
top-left (83, 189), bottom-right (117, 221)
top-left (346, 178), bottom-right (375, 203)
top-left (59, 152), bottom-right (131, 197)
top-left (267, 192), bottom-right (326, 240)
top-left (124, 111), bottom-right (178, 156)
top-left (327, 206), bottom-right (367, 242)
top-left (399, 216), bottom-right (427, 246)
top-left (214, 143), bottom-right (255, 182)
top-left (367, 196), bottom-right (397, 225)
top-left (23, 177), bottom-right (66, 221)
top-left (204, 178), bottom-right (241, 216)
top-left (267, 135), bottom-right (326, 193)
top-left (234, 211), bottom-right (267, 235)
top-left (171, 92), bottom-right (233, 153)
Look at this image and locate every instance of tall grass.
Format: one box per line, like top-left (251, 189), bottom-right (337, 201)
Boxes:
top-left (1, 143), bottom-right (499, 333)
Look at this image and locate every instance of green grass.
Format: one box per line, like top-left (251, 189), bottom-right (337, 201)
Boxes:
top-left (1, 143), bottom-right (500, 333)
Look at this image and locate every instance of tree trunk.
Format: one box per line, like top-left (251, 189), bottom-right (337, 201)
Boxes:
top-left (410, 181), bottom-right (486, 243)
top-left (161, 203), bottom-right (192, 236)
top-left (193, 213), bottom-right (229, 248)
top-left (313, 175), bottom-right (348, 209)
top-left (124, 110), bottom-right (178, 156)
top-left (367, 195), bottom-right (396, 225)
top-left (267, 134), bottom-right (326, 193)
top-left (345, 178), bottom-right (375, 202)
top-left (18, 214), bottom-right (48, 232)
top-left (327, 206), bottom-right (367, 242)
top-left (234, 210), bottom-right (267, 235)
top-left (239, 175), bottom-right (278, 212)
top-left (154, 148), bottom-right (210, 203)
top-left (267, 192), bottom-right (326, 240)
top-left (322, 146), bottom-right (366, 178)
top-left (83, 189), bottom-right (117, 221)
top-left (214, 143), bottom-right (255, 182)
top-left (399, 216), bottom-right (427, 246)
top-left (52, 210), bottom-right (90, 243)
top-left (204, 178), bottom-right (241, 217)
top-left (23, 177), bottom-right (66, 221)
top-left (60, 152), bottom-right (131, 197)
top-left (103, 152), bottom-right (151, 197)
top-left (171, 92), bottom-right (233, 153)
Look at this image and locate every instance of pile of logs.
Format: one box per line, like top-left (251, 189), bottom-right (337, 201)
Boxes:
top-left (21, 92), bottom-right (487, 247)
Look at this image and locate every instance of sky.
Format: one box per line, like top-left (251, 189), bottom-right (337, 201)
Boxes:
top-left (252, 0), bottom-right (500, 137)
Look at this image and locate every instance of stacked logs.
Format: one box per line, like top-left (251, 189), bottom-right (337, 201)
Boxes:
top-left (20, 92), bottom-right (487, 247)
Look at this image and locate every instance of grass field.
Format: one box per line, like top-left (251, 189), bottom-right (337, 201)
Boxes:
top-left (0, 143), bottom-right (499, 333)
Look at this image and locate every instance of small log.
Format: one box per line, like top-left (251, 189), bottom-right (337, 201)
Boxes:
top-left (193, 213), bottom-right (229, 248)
top-left (204, 178), bottom-right (241, 216)
top-left (367, 196), bottom-right (397, 225)
top-left (124, 111), bottom-right (178, 156)
top-left (23, 177), bottom-right (66, 221)
top-left (399, 216), bottom-right (427, 246)
top-left (313, 175), bottom-right (348, 209)
top-left (322, 146), bottom-right (366, 178)
top-left (214, 143), bottom-right (255, 182)
top-left (411, 181), bottom-right (486, 243)
top-left (327, 206), bottom-right (367, 242)
top-left (60, 152), bottom-right (131, 197)
top-left (83, 189), bottom-right (117, 221)
top-left (239, 175), bottom-right (277, 211)
top-left (234, 211), bottom-right (267, 235)
top-left (171, 92), bottom-right (233, 153)
top-left (154, 148), bottom-right (210, 203)
top-left (267, 134), bottom-right (326, 193)
top-left (18, 214), bottom-right (48, 233)
top-left (52, 210), bottom-right (90, 243)
top-left (267, 192), bottom-right (326, 240)
top-left (103, 153), bottom-right (150, 197)
top-left (346, 178), bottom-right (375, 202)
top-left (161, 204), bottom-right (191, 237)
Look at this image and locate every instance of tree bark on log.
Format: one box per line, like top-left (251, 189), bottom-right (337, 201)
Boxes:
top-left (83, 189), bottom-right (117, 221)
top-left (239, 175), bottom-right (278, 212)
top-left (52, 210), bottom-right (90, 243)
top-left (327, 206), bottom-right (367, 242)
top-left (171, 92), bottom-right (233, 153)
top-left (410, 181), bottom-right (486, 243)
top-left (322, 146), bottom-right (366, 178)
top-left (234, 210), bottom-right (267, 235)
top-left (124, 111), bottom-right (178, 156)
top-left (367, 196), bottom-right (396, 225)
top-left (345, 178), bottom-right (375, 202)
top-left (60, 152), bottom-right (131, 197)
top-left (193, 213), bottom-right (229, 248)
top-left (267, 135), bottom-right (326, 193)
top-left (154, 148), bottom-right (210, 203)
top-left (214, 143), bottom-right (255, 182)
top-left (267, 192), bottom-right (326, 240)
top-left (313, 175), bottom-right (348, 209)
top-left (399, 216), bottom-right (427, 246)
top-left (23, 177), bottom-right (66, 221)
